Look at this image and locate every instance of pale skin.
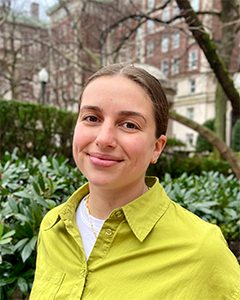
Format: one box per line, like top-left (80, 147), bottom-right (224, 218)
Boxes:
top-left (73, 75), bottom-right (166, 220)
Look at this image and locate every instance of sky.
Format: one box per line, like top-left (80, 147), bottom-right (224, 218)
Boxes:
top-left (11, 0), bottom-right (57, 19)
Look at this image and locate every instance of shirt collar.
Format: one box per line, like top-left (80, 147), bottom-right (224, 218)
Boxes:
top-left (121, 177), bottom-right (170, 242)
top-left (45, 177), bottom-right (170, 242)
top-left (44, 182), bottom-right (89, 231)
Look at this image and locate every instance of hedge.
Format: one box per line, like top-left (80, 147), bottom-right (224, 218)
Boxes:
top-left (0, 99), bottom-right (78, 161)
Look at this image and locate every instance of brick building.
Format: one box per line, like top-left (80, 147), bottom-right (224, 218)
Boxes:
top-left (1, 0), bottom-right (239, 148)
top-left (0, 3), bottom-right (49, 103)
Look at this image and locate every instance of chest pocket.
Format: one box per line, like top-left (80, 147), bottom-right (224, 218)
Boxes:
top-left (30, 268), bottom-right (66, 300)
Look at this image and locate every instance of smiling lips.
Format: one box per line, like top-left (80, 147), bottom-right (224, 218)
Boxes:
top-left (88, 153), bottom-right (123, 168)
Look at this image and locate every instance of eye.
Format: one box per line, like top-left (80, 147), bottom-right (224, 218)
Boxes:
top-left (84, 116), bottom-right (99, 123)
top-left (122, 122), bottom-right (139, 130)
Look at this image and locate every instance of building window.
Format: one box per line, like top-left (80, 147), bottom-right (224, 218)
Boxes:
top-left (70, 68), bottom-right (74, 82)
top-left (58, 27), bottom-right (62, 39)
top-left (119, 53), bottom-right (123, 63)
top-left (63, 73), bottom-right (67, 84)
top-left (70, 86), bottom-right (74, 99)
top-left (136, 27), bottom-right (141, 40)
top-left (69, 3), bottom-right (74, 12)
top-left (186, 133), bottom-right (194, 146)
top-left (126, 51), bottom-right (131, 62)
top-left (59, 74), bottom-right (62, 86)
top-left (162, 10), bottom-right (170, 22)
top-left (136, 45), bottom-right (141, 58)
top-left (189, 50), bottom-right (198, 70)
top-left (161, 59), bottom-right (169, 75)
top-left (147, 41), bottom-right (154, 57)
top-left (119, 22), bottom-right (123, 31)
top-left (148, 0), bottom-right (154, 8)
top-left (171, 57), bottom-right (179, 75)
top-left (161, 36), bottom-right (169, 52)
top-left (63, 24), bottom-right (67, 36)
top-left (173, 6), bottom-right (180, 16)
top-left (190, 80), bottom-right (196, 93)
top-left (172, 32), bottom-right (180, 48)
top-left (61, 90), bottom-right (67, 101)
top-left (188, 108), bottom-right (194, 120)
top-left (191, 0), bottom-right (199, 11)
top-left (147, 20), bottom-right (154, 33)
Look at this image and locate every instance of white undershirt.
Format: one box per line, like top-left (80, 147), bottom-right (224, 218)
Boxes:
top-left (75, 195), bottom-right (105, 260)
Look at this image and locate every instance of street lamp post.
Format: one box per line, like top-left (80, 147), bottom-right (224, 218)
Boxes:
top-left (38, 68), bottom-right (49, 105)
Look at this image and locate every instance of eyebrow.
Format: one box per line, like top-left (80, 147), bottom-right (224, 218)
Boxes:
top-left (80, 105), bottom-right (147, 124)
top-left (80, 105), bottom-right (102, 112)
top-left (119, 111), bottom-right (147, 124)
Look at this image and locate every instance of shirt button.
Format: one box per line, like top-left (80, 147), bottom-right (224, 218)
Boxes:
top-left (106, 229), bottom-right (113, 236)
top-left (115, 211), bottom-right (123, 218)
top-left (82, 270), bottom-right (86, 277)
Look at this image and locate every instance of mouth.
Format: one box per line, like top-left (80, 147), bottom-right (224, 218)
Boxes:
top-left (88, 153), bottom-right (123, 168)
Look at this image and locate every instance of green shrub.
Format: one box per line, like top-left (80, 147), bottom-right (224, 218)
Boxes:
top-left (231, 119), bottom-right (240, 152)
top-left (0, 150), bottom-right (87, 299)
top-left (161, 172), bottom-right (240, 243)
top-left (0, 99), bottom-right (78, 162)
top-left (147, 155), bottom-right (232, 179)
top-left (196, 119), bottom-right (214, 152)
top-left (0, 151), bottom-right (239, 298)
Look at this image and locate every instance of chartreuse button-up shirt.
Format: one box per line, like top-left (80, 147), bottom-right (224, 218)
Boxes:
top-left (30, 177), bottom-right (240, 300)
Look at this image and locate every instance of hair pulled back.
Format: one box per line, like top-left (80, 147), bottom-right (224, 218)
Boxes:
top-left (79, 63), bottom-right (169, 138)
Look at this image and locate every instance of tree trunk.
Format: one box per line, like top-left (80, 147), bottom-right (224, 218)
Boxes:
top-left (213, 0), bottom-right (237, 158)
top-left (213, 82), bottom-right (227, 159)
top-left (175, 0), bottom-right (240, 119)
top-left (169, 109), bottom-right (240, 179)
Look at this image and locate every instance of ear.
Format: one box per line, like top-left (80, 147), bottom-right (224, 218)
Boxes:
top-left (150, 135), bottom-right (167, 164)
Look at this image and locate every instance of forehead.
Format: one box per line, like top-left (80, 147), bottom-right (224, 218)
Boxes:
top-left (81, 75), bottom-right (151, 106)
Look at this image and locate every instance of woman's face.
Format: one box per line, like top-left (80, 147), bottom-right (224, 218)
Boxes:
top-left (73, 75), bottom-right (166, 190)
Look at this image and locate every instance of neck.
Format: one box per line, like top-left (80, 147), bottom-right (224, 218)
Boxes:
top-left (87, 179), bottom-right (149, 220)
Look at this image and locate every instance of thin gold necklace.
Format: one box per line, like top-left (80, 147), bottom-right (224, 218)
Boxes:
top-left (85, 194), bottom-right (97, 239)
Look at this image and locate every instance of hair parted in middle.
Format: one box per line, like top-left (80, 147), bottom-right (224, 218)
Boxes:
top-left (79, 63), bottom-right (169, 138)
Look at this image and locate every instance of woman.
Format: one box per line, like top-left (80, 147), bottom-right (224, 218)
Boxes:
top-left (30, 64), bottom-right (240, 300)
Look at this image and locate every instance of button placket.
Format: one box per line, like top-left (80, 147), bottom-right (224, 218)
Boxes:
top-left (105, 228), bottom-right (113, 236)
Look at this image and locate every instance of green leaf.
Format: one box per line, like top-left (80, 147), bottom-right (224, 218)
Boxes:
top-left (38, 172), bottom-right (45, 192)
top-left (0, 277), bottom-right (17, 287)
top-left (52, 158), bottom-right (59, 171)
top-left (15, 214), bottom-right (29, 222)
top-left (22, 269), bottom-right (35, 278)
top-left (14, 238), bottom-right (29, 251)
top-left (1, 169), bottom-right (13, 185)
top-left (17, 277), bottom-right (28, 294)
top-left (8, 195), bottom-right (18, 214)
top-left (21, 241), bottom-right (33, 262)
top-left (174, 183), bottom-right (182, 198)
top-left (35, 196), bottom-right (50, 209)
top-left (29, 235), bottom-right (37, 250)
top-left (13, 191), bottom-right (32, 199)
top-left (0, 223), bottom-right (4, 238)
top-left (0, 238), bottom-right (12, 245)
top-left (1, 230), bottom-right (15, 239)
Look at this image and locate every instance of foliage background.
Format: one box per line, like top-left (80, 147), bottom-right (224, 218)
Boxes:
top-left (0, 151), bottom-right (239, 299)
top-left (0, 99), bottom-right (78, 161)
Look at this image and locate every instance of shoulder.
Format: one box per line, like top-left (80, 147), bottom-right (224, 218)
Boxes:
top-left (40, 203), bottom-right (65, 229)
top-left (167, 200), bottom-right (240, 286)
top-left (40, 182), bottom-right (89, 230)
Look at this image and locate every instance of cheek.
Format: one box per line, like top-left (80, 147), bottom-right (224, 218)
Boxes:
top-left (73, 126), bottom-right (92, 150)
top-left (126, 136), bottom-right (153, 158)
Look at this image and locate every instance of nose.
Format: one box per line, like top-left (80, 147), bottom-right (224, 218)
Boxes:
top-left (95, 122), bottom-right (117, 149)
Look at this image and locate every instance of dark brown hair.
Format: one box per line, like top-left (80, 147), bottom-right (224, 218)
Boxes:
top-left (79, 63), bottom-right (169, 137)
